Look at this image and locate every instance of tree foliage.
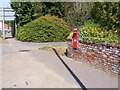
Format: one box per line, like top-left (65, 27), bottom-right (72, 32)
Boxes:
top-left (65, 2), bottom-right (93, 27)
top-left (11, 2), bottom-right (43, 26)
top-left (42, 2), bottom-right (69, 18)
top-left (11, 21), bottom-right (15, 38)
top-left (91, 2), bottom-right (120, 30)
top-left (11, 2), bottom-right (120, 29)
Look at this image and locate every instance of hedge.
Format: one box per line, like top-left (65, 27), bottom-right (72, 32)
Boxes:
top-left (17, 15), bottom-right (71, 42)
top-left (79, 20), bottom-right (119, 44)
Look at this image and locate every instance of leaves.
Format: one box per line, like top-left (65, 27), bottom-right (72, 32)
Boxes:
top-left (79, 20), bottom-right (119, 44)
top-left (17, 15), bottom-right (71, 42)
top-left (91, 2), bottom-right (120, 30)
top-left (11, 2), bottom-right (44, 26)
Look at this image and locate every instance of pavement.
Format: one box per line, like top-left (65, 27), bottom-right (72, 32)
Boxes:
top-left (1, 33), bottom-right (119, 89)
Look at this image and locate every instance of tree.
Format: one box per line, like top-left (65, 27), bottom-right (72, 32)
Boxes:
top-left (42, 2), bottom-right (69, 18)
top-left (31, 2), bottom-right (43, 19)
top-left (11, 2), bottom-right (70, 26)
top-left (11, 21), bottom-right (15, 38)
top-left (65, 2), bottom-right (93, 27)
top-left (11, 2), bottom-right (35, 26)
top-left (91, 2), bottom-right (120, 30)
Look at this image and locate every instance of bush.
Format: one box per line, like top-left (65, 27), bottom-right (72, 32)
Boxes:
top-left (17, 15), bottom-right (71, 42)
top-left (79, 20), bottom-right (119, 44)
top-left (91, 2), bottom-right (120, 30)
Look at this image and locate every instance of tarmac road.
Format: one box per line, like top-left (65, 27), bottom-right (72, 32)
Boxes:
top-left (1, 33), bottom-right (119, 88)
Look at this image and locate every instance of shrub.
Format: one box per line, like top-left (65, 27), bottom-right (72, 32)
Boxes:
top-left (17, 15), bottom-right (71, 42)
top-left (79, 20), bottom-right (119, 44)
top-left (91, 2), bottom-right (120, 30)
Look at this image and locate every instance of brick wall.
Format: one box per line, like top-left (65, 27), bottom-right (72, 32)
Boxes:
top-left (67, 40), bottom-right (120, 75)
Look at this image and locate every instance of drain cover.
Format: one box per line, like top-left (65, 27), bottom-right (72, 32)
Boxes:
top-left (19, 50), bottom-right (31, 52)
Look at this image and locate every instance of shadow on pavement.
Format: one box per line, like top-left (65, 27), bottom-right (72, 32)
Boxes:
top-left (5, 37), bottom-right (13, 39)
top-left (52, 48), bottom-right (87, 90)
top-left (19, 50), bottom-right (31, 52)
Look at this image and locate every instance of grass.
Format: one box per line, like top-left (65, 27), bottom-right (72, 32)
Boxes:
top-left (39, 45), bottom-right (67, 56)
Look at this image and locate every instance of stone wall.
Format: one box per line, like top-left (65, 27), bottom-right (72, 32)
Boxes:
top-left (67, 40), bottom-right (120, 75)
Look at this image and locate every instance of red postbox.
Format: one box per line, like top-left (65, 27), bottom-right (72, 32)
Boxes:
top-left (73, 28), bottom-right (79, 49)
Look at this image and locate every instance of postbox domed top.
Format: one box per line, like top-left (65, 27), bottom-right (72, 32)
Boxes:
top-left (73, 28), bottom-right (78, 31)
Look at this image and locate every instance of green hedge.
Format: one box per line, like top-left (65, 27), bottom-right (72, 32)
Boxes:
top-left (79, 20), bottom-right (119, 44)
top-left (17, 15), bottom-right (71, 42)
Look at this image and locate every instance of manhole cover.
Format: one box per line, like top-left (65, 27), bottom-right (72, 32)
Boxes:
top-left (19, 50), bottom-right (31, 52)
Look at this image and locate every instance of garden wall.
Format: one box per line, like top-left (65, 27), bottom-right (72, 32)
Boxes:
top-left (67, 40), bottom-right (120, 75)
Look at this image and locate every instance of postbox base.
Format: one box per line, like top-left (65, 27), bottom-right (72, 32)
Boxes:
top-left (73, 48), bottom-right (78, 50)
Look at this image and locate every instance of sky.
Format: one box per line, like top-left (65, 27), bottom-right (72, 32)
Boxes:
top-left (0, 0), bottom-right (10, 8)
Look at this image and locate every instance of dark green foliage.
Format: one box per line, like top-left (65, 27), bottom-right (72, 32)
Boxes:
top-left (5, 21), bottom-right (11, 25)
top-left (11, 2), bottom-right (33, 26)
top-left (32, 2), bottom-right (43, 19)
top-left (11, 2), bottom-right (69, 26)
top-left (65, 2), bottom-right (93, 27)
top-left (42, 2), bottom-right (69, 18)
top-left (17, 15), bottom-right (71, 42)
top-left (91, 2), bottom-right (120, 30)
top-left (11, 2), bottom-right (43, 26)
top-left (11, 21), bottom-right (15, 38)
